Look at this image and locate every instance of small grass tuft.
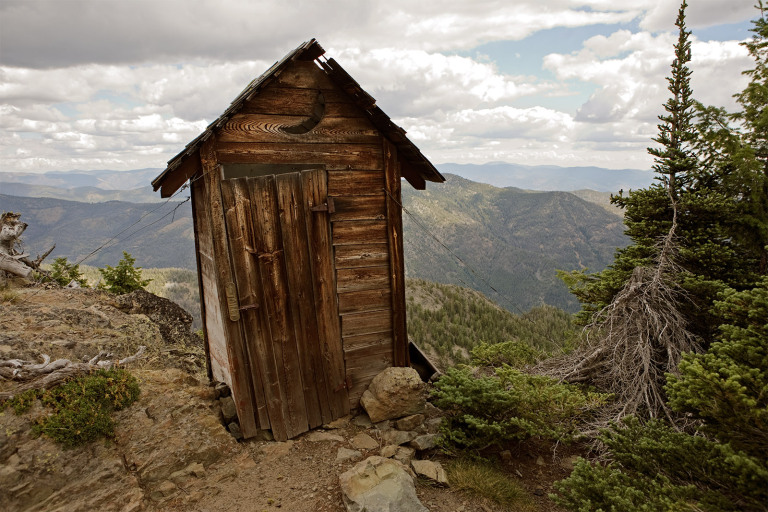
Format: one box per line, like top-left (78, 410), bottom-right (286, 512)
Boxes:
top-left (447, 458), bottom-right (534, 510)
top-left (1, 287), bottom-right (20, 304)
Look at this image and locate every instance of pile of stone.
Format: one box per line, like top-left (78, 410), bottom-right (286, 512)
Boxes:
top-left (339, 367), bottom-right (448, 512)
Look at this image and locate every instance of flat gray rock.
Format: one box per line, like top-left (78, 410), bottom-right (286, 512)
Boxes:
top-left (339, 456), bottom-right (428, 512)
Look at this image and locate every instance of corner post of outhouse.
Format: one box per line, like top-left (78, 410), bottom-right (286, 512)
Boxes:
top-left (383, 138), bottom-right (409, 367)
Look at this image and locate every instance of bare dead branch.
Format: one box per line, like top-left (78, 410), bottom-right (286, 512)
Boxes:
top-left (0, 346), bottom-right (147, 402)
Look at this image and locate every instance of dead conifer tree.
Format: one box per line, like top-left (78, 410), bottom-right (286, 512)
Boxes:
top-left (539, 1), bottom-right (701, 428)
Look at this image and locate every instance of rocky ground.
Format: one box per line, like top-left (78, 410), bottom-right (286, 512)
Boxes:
top-left (0, 286), bottom-right (575, 511)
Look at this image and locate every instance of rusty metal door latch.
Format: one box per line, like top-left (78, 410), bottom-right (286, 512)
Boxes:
top-left (310, 197), bottom-right (335, 214)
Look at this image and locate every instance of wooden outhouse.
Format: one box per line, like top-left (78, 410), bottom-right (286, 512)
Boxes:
top-left (151, 39), bottom-right (444, 441)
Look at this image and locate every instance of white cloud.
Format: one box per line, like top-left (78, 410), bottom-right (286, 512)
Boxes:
top-left (0, 0), bottom-right (758, 174)
top-left (332, 48), bottom-right (556, 117)
top-left (544, 30), bottom-right (750, 125)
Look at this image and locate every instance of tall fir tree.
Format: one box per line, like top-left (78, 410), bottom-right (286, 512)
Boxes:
top-left (562, 0), bottom-right (768, 345)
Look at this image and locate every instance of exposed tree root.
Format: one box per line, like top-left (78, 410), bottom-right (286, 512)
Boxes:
top-left (0, 346), bottom-right (146, 401)
top-left (538, 191), bottom-right (700, 430)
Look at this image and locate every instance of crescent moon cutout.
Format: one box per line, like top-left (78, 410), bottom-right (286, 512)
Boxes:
top-left (280, 90), bottom-right (326, 135)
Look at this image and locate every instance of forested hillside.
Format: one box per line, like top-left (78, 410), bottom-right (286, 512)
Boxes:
top-left (402, 174), bottom-right (627, 312)
top-left (406, 278), bottom-right (574, 369)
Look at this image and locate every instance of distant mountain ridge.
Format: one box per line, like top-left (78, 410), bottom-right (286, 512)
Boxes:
top-left (1, 172), bottom-right (629, 313)
top-left (0, 168), bottom-right (162, 191)
top-left (402, 174), bottom-right (627, 312)
top-left (0, 182), bottom-right (166, 203)
top-left (1, 162), bottom-right (653, 195)
top-left (438, 162), bottom-right (654, 192)
top-left (0, 194), bottom-right (195, 269)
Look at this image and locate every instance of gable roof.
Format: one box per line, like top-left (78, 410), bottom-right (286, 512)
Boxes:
top-left (152, 39), bottom-right (444, 197)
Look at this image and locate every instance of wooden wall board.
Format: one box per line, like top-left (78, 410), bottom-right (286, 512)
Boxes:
top-left (190, 182), bottom-right (213, 380)
top-left (332, 220), bottom-right (388, 246)
top-left (215, 142), bottom-right (384, 169)
top-left (194, 176), bottom-right (232, 387)
top-left (218, 114), bottom-right (380, 145)
top-left (199, 252), bottom-right (230, 386)
top-left (337, 288), bottom-right (391, 314)
top-left (334, 244), bottom-right (389, 269)
top-left (342, 330), bottom-right (393, 353)
top-left (383, 139), bottom-right (409, 367)
top-left (328, 170), bottom-right (385, 196)
top-left (241, 87), bottom-right (367, 118)
top-left (331, 195), bottom-right (386, 221)
top-left (340, 310), bottom-right (392, 338)
top-left (336, 266), bottom-right (390, 293)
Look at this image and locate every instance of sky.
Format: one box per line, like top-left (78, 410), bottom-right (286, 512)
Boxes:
top-left (0, 0), bottom-right (759, 175)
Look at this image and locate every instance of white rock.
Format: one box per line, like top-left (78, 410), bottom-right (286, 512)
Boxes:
top-left (339, 456), bottom-right (428, 512)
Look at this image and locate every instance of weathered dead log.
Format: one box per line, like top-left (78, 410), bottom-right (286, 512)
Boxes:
top-left (0, 253), bottom-right (33, 277)
top-left (0, 346), bottom-right (146, 401)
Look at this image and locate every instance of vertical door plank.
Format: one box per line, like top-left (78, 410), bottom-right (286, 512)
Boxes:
top-left (383, 139), bottom-right (409, 367)
top-left (275, 172), bottom-right (328, 427)
top-left (199, 139), bottom-right (259, 437)
top-left (220, 179), bottom-right (273, 431)
top-left (301, 169), bottom-right (350, 417)
top-left (250, 175), bottom-right (309, 439)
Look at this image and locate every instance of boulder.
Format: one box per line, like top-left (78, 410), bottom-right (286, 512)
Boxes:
top-left (360, 367), bottom-right (426, 423)
top-left (219, 397), bottom-right (237, 423)
top-left (339, 456), bottom-right (428, 512)
top-left (381, 445), bottom-right (415, 466)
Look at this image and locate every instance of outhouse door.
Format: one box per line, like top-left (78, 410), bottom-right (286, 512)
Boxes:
top-left (220, 169), bottom-right (350, 441)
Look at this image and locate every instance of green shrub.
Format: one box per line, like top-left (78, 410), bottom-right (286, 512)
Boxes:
top-left (553, 417), bottom-right (768, 511)
top-left (48, 257), bottom-right (88, 287)
top-left (98, 251), bottom-right (151, 295)
top-left (32, 368), bottom-right (141, 447)
top-left (666, 277), bottom-right (768, 460)
top-left (471, 340), bottom-right (543, 368)
top-left (431, 366), bottom-right (609, 450)
top-left (553, 279), bottom-right (768, 511)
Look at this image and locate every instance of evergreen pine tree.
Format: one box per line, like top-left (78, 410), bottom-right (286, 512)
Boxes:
top-left (563, 0), bottom-right (768, 344)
